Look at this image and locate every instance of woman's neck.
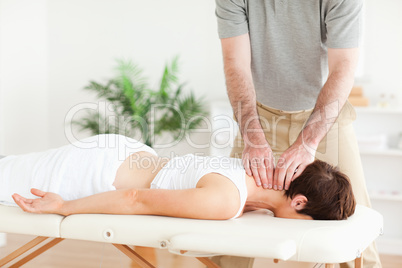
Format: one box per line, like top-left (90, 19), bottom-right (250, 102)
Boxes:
top-left (244, 174), bottom-right (289, 214)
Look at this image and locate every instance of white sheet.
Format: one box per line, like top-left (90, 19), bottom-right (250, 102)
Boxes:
top-left (0, 134), bottom-right (156, 206)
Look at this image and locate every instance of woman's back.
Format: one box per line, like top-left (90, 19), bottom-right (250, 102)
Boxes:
top-left (150, 154), bottom-right (248, 218)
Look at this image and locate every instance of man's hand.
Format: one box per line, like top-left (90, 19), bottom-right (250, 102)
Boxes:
top-left (242, 138), bottom-right (275, 189)
top-left (273, 140), bottom-right (316, 191)
top-left (12, 188), bottom-right (65, 215)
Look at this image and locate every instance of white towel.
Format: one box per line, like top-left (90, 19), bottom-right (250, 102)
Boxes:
top-left (0, 134), bottom-right (157, 206)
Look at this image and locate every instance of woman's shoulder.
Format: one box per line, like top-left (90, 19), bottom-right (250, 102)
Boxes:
top-left (179, 154), bottom-right (244, 169)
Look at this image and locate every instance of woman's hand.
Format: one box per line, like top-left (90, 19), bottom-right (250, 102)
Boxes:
top-left (12, 188), bottom-right (65, 215)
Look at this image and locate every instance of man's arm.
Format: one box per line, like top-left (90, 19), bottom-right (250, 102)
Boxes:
top-left (273, 47), bottom-right (359, 190)
top-left (221, 33), bottom-right (275, 189)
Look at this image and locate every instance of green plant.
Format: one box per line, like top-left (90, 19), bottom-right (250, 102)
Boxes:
top-left (72, 57), bottom-right (208, 147)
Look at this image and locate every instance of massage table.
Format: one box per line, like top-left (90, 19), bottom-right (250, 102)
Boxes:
top-left (0, 204), bottom-right (382, 268)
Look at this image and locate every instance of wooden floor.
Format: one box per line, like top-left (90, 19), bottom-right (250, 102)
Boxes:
top-left (0, 234), bottom-right (401, 267)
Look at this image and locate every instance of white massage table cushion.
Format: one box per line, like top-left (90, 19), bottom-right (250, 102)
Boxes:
top-left (0, 205), bottom-right (63, 238)
top-left (59, 205), bottom-right (382, 263)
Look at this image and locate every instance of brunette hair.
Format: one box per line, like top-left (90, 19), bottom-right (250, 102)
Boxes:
top-left (285, 160), bottom-right (356, 220)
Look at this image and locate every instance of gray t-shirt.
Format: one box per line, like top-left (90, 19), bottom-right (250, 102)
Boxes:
top-left (216, 0), bottom-right (363, 111)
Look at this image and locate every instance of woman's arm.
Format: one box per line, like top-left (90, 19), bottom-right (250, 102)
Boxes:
top-left (12, 188), bottom-right (137, 216)
top-left (12, 173), bottom-right (241, 219)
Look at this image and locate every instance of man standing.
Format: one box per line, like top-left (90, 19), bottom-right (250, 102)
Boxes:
top-left (213, 0), bottom-right (381, 267)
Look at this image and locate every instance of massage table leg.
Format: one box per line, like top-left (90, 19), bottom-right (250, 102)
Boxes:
top-left (113, 244), bottom-right (156, 268)
top-left (123, 246), bottom-right (220, 268)
top-left (0, 237), bottom-right (222, 268)
top-left (323, 255), bottom-right (363, 268)
top-left (130, 247), bottom-right (157, 268)
top-left (177, 250), bottom-right (220, 268)
top-left (10, 238), bottom-right (64, 267)
top-left (0, 235), bottom-right (363, 268)
top-left (355, 255), bottom-right (363, 268)
top-left (196, 257), bottom-right (221, 268)
top-left (0, 237), bottom-right (64, 268)
top-left (0, 236), bottom-right (48, 267)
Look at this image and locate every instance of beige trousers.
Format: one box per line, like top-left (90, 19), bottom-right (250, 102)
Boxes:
top-left (212, 101), bottom-right (381, 268)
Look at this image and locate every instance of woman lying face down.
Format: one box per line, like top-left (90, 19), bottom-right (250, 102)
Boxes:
top-left (256, 160), bottom-right (356, 221)
top-left (9, 135), bottom-right (355, 221)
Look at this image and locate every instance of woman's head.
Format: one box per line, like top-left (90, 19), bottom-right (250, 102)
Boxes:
top-left (284, 160), bottom-right (356, 220)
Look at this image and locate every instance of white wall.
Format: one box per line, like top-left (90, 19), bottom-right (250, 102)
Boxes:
top-left (0, 0), bottom-right (401, 154)
top-left (46, 0), bottom-right (225, 149)
top-left (0, 0), bottom-right (49, 154)
top-left (360, 0), bottom-right (402, 105)
top-left (0, 0), bottom-right (226, 154)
